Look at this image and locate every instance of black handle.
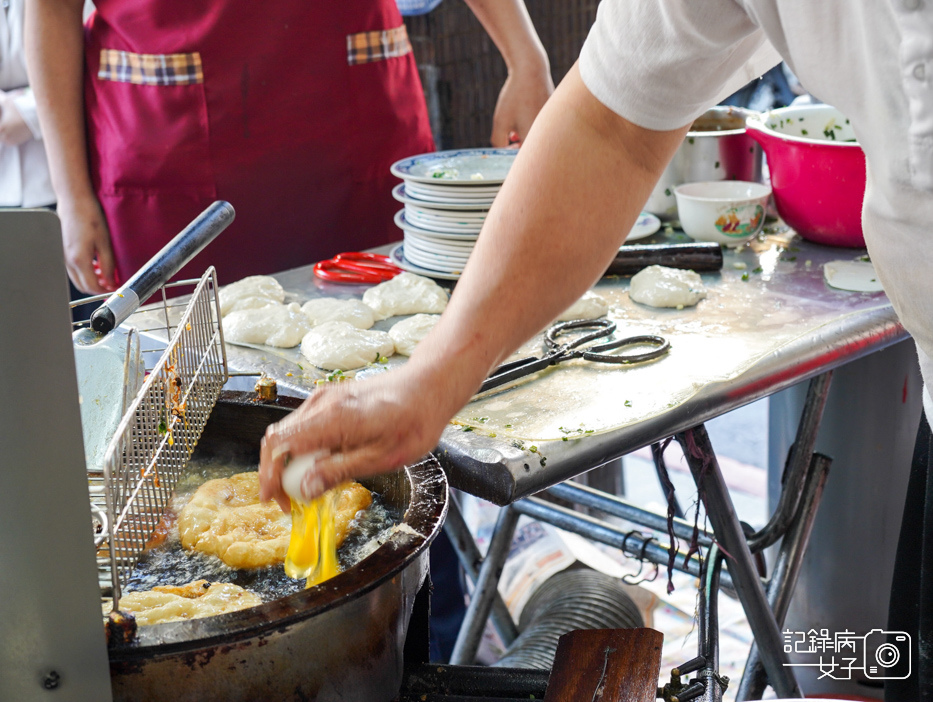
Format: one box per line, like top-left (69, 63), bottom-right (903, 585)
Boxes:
top-left (582, 334), bottom-right (671, 364)
top-left (478, 354), bottom-right (557, 394)
top-left (604, 241), bottom-right (723, 276)
top-left (90, 201), bottom-right (236, 334)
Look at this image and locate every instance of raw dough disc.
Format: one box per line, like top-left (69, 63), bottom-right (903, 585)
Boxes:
top-left (223, 302), bottom-right (311, 348)
top-left (823, 260), bottom-right (884, 292)
top-left (300, 321), bottom-right (395, 370)
top-left (556, 291), bottom-right (609, 321)
top-left (362, 272), bottom-right (448, 320)
top-left (301, 297), bottom-right (375, 330)
top-left (219, 275), bottom-right (285, 315)
top-left (629, 265), bottom-right (707, 308)
top-left (388, 314), bottom-right (440, 356)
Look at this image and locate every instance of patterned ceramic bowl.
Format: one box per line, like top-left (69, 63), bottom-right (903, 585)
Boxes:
top-left (674, 180), bottom-right (772, 246)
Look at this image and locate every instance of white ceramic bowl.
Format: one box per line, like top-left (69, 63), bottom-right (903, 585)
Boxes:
top-left (674, 180), bottom-right (772, 246)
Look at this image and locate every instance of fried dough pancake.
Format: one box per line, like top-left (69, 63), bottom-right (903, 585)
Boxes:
top-left (334, 481), bottom-right (373, 544)
top-left (178, 472), bottom-right (371, 569)
top-left (178, 472), bottom-right (290, 568)
top-left (105, 580), bottom-right (262, 625)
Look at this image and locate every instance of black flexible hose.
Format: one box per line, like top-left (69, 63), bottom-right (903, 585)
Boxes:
top-left (493, 567), bottom-right (645, 670)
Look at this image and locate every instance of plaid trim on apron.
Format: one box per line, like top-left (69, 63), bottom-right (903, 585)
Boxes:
top-left (346, 25), bottom-right (411, 65)
top-left (98, 49), bottom-right (203, 85)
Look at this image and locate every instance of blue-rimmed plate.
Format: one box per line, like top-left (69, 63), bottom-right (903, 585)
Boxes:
top-left (625, 212), bottom-right (662, 242)
top-left (392, 183), bottom-right (493, 211)
top-left (390, 244), bottom-right (462, 280)
top-left (391, 148), bottom-right (517, 185)
top-left (394, 210), bottom-right (480, 240)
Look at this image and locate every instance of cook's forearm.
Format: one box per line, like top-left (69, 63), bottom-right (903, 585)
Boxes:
top-left (25, 0), bottom-right (95, 204)
top-left (462, 0), bottom-right (549, 77)
top-left (409, 64), bottom-right (688, 414)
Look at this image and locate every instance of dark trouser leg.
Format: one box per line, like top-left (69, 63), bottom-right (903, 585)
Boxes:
top-left (887, 412), bottom-right (933, 701)
top-left (429, 529), bottom-right (466, 663)
top-left (70, 280), bottom-right (98, 322)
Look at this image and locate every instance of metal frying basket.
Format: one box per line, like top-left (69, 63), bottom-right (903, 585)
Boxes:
top-left (96, 268), bottom-right (228, 606)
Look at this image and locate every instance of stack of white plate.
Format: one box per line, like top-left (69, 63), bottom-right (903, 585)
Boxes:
top-left (389, 148), bottom-right (664, 279)
top-left (390, 148), bottom-right (517, 279)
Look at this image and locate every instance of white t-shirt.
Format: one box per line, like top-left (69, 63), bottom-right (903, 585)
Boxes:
top-left (0, 0), bottom-right (55, 208)
top-left (580, 0), bottom-right (933, 419)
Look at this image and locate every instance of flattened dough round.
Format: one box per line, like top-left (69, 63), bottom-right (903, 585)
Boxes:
top-left (629, 265), bottom-right (707, 308)
top-left (301, 297), bottom-right (375, 329)
top-left (823, 260), bottom-right (884, 292)
top-left (223, 302), bottom-right (311, 348)
top-left (219, 275), bottom-right (285, 316)
top-left (556, 291), bottom-right (609, 321)
top-left (362, 272), bottom-right (448, 320)
top-left (107, 581), bottom-right (262, 626)
top-left (300, 321), bottom-right (395, 370)
top-left (388, 314), bottom-right (440, 356)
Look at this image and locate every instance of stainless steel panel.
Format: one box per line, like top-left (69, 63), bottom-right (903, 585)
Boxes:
top-left (0, 210), bottom-right (113, 701)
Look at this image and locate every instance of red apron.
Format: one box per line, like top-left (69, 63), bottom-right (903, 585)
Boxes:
top-left (84, 1), bottom-right (434, 286)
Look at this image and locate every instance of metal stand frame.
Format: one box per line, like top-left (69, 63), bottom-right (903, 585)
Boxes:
top-left (444, 372), bottom-right (836, 701)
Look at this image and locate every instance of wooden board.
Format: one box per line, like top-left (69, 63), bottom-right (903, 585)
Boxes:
top-left (544, 628), bottom-right (663, 702)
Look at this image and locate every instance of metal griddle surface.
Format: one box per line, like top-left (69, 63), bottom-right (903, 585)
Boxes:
top-left (129, 229), bottom-right (904, 505)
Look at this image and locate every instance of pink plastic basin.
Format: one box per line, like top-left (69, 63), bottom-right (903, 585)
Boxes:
top-left (746, 105), bottom-right (866, 247)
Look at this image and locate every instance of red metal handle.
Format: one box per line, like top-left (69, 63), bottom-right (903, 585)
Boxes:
top-left (313, 252), bottom-right (402, 284)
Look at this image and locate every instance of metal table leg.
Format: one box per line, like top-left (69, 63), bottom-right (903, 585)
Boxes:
top-left (450, 506), bottom-right (521, 665)
top-left (736, 453), bottom-right (832, 700)
top-left (443, 496), bottom-right (519, 647)
top-left (677, 425), bottom-right (802, 698)
top-left (748, 373), bottom-right (832, 552)
top-left (659, 545), bottom-right (726, 702)
top-left (699, 546), bottom-right (726, 702)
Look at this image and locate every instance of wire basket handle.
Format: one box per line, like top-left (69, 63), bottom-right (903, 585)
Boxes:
top-left (91, 201), bottom-right (235, 335)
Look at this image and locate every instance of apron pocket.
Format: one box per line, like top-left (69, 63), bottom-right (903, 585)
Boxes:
top-left (346, 25), bottom-right (412, 65)
top-left (98, 49), bottom-right (203, 86)
top-left (91, 49), bottom-right (215, 194)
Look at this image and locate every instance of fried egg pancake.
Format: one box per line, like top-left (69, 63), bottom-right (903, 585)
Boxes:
top-left (178, 472), bottom-right (371, 569)
top-left (105, 580), bottom-right (262, 626)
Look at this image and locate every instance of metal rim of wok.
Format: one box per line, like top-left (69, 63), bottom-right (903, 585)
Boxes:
top-left (108, 392), bottom-right (448, 660)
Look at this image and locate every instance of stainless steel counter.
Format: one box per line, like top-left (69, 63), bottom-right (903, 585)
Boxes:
top-left (137, 227), bottom-right (905, 505)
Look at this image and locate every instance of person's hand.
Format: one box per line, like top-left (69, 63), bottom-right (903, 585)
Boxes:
top-left (259, 363), bottom-right (457, 512)
top-left (0, 91), bottom-right (35, 147)
top-left (58, 193), bottom-right (118, 294)
top-left (489, 61), bottom-right (554, 147)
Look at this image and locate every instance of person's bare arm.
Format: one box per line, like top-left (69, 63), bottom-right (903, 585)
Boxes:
top-left (462, 0), bottom-right (554, 146)
top-left (25, 0), bottom-right (116, 293)
top-left (259, 63), bottom-right (688, 510)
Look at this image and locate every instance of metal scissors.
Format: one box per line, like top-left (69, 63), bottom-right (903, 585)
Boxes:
top-left (313, 252), bottom-right (403, 284)
top-left (478, 319), bottom-right (670, 394)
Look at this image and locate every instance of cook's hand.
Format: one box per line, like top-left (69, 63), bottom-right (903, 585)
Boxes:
top-left (489, 62), bottom-right (554, 147)
top-left (259, 364), bottom-right (456, 512)
top-left (58, 194), bottom-right (118, 294)
top-left (0, 91), bottom-right (35, 146)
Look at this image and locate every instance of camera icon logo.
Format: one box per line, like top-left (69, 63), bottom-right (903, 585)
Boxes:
top-left (863, 629), bottom-right (911, 680)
